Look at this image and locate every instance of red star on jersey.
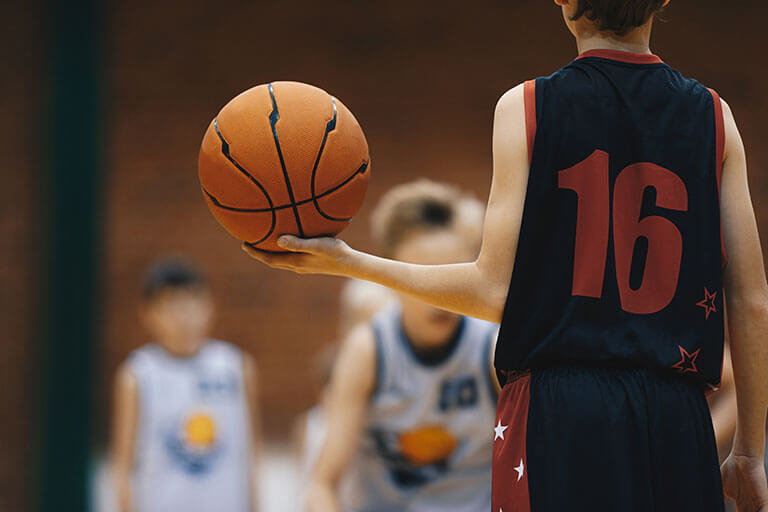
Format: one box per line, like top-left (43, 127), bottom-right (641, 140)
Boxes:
top-left (696, 288), bottom-right (718, 319)
top-left (672, 346), bottom-right (701, 374)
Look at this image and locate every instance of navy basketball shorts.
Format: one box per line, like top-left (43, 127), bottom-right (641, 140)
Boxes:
top-left (492, 367), bottom-right (724, 512)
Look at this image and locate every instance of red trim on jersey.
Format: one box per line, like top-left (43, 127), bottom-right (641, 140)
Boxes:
top-left (492, 374), bottom-right (532, 512)
top-left (576, 49), bottom-right (664, 65)
top-left (524, 79), bottom-right (537, 165)
top-left (708, 88), bottom-right (728, 268)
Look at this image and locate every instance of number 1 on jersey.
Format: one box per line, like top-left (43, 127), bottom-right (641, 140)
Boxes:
top-left (558, 150), bottom-right (688, 314)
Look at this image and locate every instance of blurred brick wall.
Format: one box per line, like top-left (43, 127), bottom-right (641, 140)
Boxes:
top-left (1, 2), bottom-right (41, 511)
top-left (102, 0), bottom-right (768, 443)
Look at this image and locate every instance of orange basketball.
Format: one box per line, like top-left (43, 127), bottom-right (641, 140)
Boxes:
top-left (199, 81), bottom-right (370, 251)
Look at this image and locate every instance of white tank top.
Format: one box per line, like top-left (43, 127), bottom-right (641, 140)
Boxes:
top-left (345, 306), bottom-right (498, 512)
top-left (128, 340), bottom-right (252, 512)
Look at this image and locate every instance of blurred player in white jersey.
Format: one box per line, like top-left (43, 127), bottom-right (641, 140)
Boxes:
top-left (111, 259), bottom-right (261, 512)
top-left (306, 180), bottom-right (500, 512)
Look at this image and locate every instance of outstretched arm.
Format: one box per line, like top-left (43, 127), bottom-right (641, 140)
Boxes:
top-left (306, 325), bottom-right (376, 512)
top-left (718, 98), bottom-right (768, 511)
top-left (243, 83), bottom-right (530, 323)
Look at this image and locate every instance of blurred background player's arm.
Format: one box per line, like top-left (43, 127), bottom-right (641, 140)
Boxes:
top-left (111, 364), bottom-right (139, 512)
top-left (718, 98), bottom-right (768, 510)
top-left (243, 353), bottom-right (262, 512)
top-left (306, 324), bottom-right (376, 512)
top-left (243, 83), bottom-right (530, 323)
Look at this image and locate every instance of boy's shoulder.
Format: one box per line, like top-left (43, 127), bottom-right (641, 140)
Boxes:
top-left (547, 55), bottom-right (708, 89)
top-left (520, 55), bottom-right (717, 112)
top-left (126, 342), bottom-right (162, 364)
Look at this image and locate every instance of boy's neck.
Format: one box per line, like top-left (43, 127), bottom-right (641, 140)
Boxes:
top-left (157, 340), bottom-right (205, 359)
top-left (575, 23), bottom-right (654, 56)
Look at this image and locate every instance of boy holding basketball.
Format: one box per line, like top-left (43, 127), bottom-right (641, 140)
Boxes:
top-left (306, 180), bottom-right (499, 512)
top-left (245, 1), bottom-right (768, 510)
top-left (111, 260), bottom-right (261, 512)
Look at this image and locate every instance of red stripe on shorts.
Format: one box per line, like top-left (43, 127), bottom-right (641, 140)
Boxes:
top-left (492, 373), bottom-right (531, 512)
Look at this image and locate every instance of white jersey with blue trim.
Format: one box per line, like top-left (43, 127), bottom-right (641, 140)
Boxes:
top-left (344, 305), bottom-right (498, 512)
top-left (127, 340), bottom-right (251, 512)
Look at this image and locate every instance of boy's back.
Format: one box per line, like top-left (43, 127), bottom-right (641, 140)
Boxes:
top-left (492, 49), bottom-right (728, 512)
top-left (498, 49), bottom-right (725, 386)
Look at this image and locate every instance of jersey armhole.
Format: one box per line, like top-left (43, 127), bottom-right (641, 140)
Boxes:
top-left (524, 79), bottom-right (537, 166)
top-left (707, 88), bottom-right (728, 268)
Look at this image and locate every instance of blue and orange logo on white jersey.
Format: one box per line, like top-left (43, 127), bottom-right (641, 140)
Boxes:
top-left (372, 424), bottom-right (461, 488)
top-left (164, 410), bottom-right (223, 474)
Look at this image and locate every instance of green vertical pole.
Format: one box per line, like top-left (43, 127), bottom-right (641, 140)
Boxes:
top-left (39, 0), bottom-right (103, 510)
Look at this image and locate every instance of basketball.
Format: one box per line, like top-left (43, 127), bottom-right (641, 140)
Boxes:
top-left (198, 81), bottom-right (370, 251)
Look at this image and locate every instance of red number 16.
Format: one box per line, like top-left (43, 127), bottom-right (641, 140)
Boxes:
top-left (558, 150), bottom-right (688, 315)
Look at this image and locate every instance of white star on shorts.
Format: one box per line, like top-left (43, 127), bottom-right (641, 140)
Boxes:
top-left (514, 458), bottom-right (525, 481)
top-left (494, 420), bottom-right (508, 441)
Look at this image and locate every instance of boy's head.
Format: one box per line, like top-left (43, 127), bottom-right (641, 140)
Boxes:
top-left (556, 0), bottom-right (668, 37)
top-left (371, 180), bottom-right (483, 346)
top-left (371, 179), bottom-right (483, 261)
top-left (140, 259), bottom-right (213, 356)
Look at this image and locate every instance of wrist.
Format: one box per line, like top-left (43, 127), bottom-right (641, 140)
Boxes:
top-left (731, 430), bottom-right (766, 459)
top-left (337, 245), bottom-right (366, 280)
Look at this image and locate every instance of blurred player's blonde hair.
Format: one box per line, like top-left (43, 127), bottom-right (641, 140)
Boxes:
top-left (370, 179), bottom-right (484, 258)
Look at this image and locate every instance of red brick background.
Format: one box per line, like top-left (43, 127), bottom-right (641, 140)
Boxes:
top-left (1, 2), bottom-right (41, 510)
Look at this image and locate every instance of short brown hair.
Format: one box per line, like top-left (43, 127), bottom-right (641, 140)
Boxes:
top-left (571, 0), bottom-right (666, 36)
top-left (370, 179), bottom-right (484, 257)
top-left (142, 258), bottom-right (207, 300)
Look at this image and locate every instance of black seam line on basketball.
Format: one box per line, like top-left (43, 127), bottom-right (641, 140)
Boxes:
top-left (201, 161), bottom-right (369, 217)
top-left (310, 97), bottom-right (351, 222)
top-left (268, 83), bottom-right (305, 237)
top-left (213, 117), bottom-right (276, 245)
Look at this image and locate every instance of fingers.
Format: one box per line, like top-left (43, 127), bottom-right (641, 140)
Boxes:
top-left (277, 235), bottom-right (340, 255)
top-left (276, 235), bottom-right (304, 252)
top-left (241, 242), bottom-right (302, 270)
top-left (241, 243), bottom-right (272, 262)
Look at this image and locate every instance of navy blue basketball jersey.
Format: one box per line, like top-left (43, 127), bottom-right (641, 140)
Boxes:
top-left (496, 49), bottom-right (726, 389)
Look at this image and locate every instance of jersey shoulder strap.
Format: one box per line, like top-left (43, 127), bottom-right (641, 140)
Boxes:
top-left (201, 339), bottom-right (244, 366)
top-left (126, 343), bottom-right (164, 382)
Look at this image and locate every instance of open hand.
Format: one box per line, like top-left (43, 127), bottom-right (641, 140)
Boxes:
top-left (241, 235), bottom-right (354, 277)
top-left (722, 453), bottom-right (768, 512)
